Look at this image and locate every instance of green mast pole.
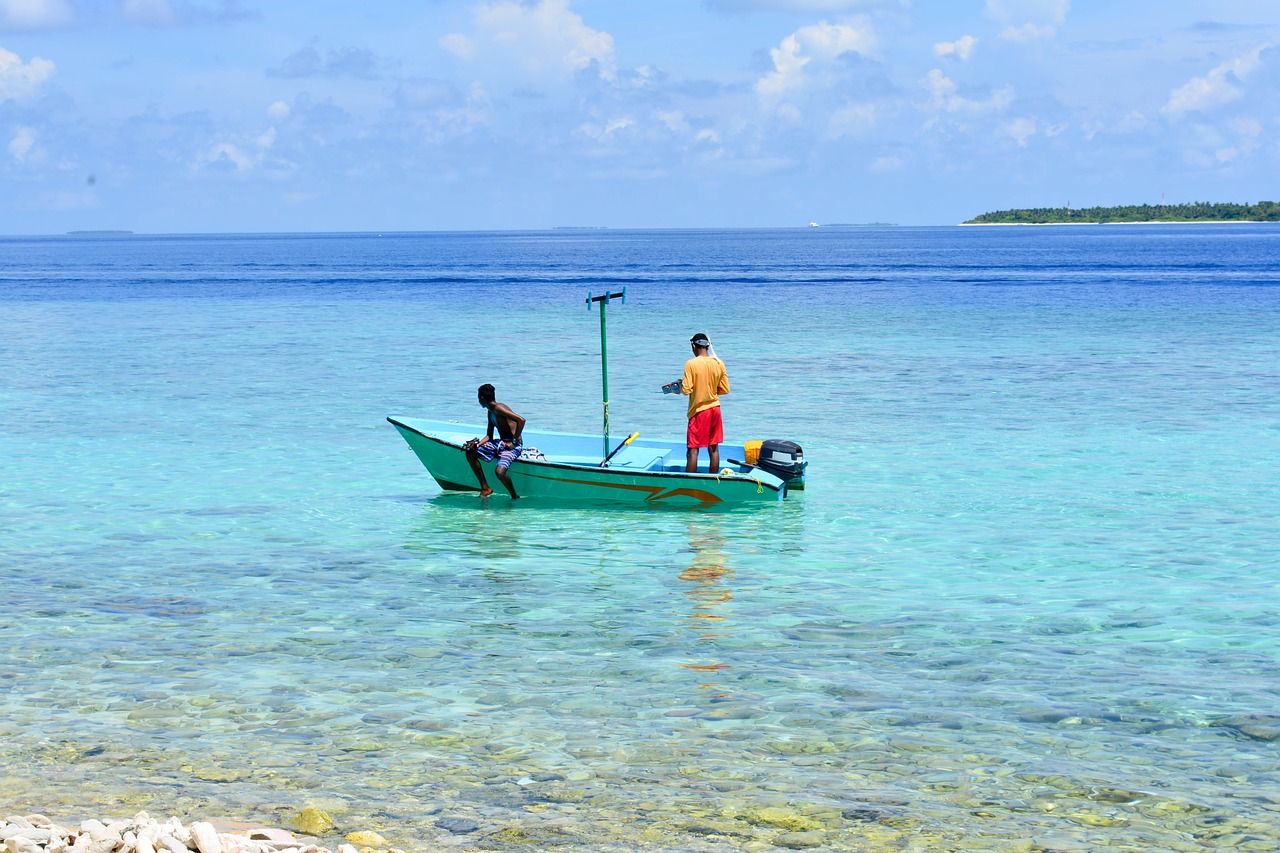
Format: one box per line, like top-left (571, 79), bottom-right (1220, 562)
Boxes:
top-left (586, 288), bottom-right (626, 458)
top-left (599, 295), bottom-right (610, 457)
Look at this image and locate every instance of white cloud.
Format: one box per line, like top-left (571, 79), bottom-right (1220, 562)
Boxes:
top-left (1167, 119), bottom-right (1262, 170)
top-left (442, 0), bottom-right (616, 82)
top-left (986, 0), bottom-right (1069, 41)
top-left (934, 35), bottom-right (977, 61)
top-left (8, 124), bottom-right (36, 160)
top-left (652, 111), bottom-right (721, 147)
top-left (575, 116), bottom-right (634, 143)
top-left (270, 43), bottom-right (384, 79)
top-left (923, 68), bottom-right (955, 104)
top-left (756, 19), bottom-right (876, 101)
top-left (922, 69), bottom-right (1013, 114)
top-left (0, 46), bottom-right (55, 98)
top-left (999, 23), bottom-right (1053, 42)
top-left (0, 0), bottom-right (73, 30)
top-left (870, 155), bottom-right (904, 172)
top-left (1161, 46), bottom-right (1267, 118)
top-left (1003, 116), bottom-right (1036, 146)
top-left (1230, 117), bottom-right (1261, 138)
top-left (775, 102), bottom-right (802, 123)
top-left (203, 142), bottom-right (254, 172)
top-left (199, 125), bottom-right (277, 175)
top-left (655, 110), bottom-right (688, 134)
top-left (757, 35), bottom-right (810, 100)
top-left (439, 32), bottom-right (473, 59)
top-left (1206, 117), bottom-right (1262, 165)
top-left (267, 100), bottom-right (289, 121)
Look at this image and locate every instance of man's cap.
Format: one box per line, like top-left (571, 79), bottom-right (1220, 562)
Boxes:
top-left (690, 333), bottom-right (711, 346)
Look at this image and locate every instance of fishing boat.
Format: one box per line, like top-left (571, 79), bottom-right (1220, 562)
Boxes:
top-left (387, 416), bottom-right (804, 507)
top-left (389, 287), bottom-right (806, 508)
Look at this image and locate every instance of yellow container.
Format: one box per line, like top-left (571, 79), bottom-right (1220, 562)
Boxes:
top-left (744, 440), bottom-right (763, 465)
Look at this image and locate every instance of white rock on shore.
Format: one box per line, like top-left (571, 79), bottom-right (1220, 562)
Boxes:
top-left (1, 813), bottom-right (350, 853)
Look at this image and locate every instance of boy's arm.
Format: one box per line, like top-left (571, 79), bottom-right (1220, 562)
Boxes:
top-left (718, 368), bottom-right (729, 395)
top-left (494, 403), bottom-right (525, 443)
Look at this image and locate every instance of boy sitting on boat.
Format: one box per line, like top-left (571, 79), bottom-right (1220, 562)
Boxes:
top-left (463, 384), bottom-right (526, 498)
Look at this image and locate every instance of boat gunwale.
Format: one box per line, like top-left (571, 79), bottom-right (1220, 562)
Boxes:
top-left (386, 416), bottom-right (785, 492)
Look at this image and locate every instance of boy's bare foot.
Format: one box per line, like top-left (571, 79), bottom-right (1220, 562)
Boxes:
top-left (479, 487), bottom-right (494, 497)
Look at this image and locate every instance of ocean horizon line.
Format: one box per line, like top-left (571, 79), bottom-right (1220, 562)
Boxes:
top-left (9, 220), bottom-right (1280, 239)
top-left (5, 223), bottom-right (929, 239)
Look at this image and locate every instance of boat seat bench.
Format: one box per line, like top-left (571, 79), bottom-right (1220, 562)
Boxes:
top-left (608, 450), bottom-right (669, 469)
top-left (529, 448), bottom-right (671, 469)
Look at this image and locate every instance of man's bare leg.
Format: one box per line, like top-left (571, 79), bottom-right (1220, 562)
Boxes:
top-left (467, 449), bottom-right (494, 497)
top-left (686, 447), bottom-right (700, 473)
top-left (496, 465), bottom-right (519, 499)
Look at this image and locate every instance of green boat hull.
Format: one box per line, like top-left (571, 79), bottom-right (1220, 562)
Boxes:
top-left (388, 417), bottom-right (793, 507)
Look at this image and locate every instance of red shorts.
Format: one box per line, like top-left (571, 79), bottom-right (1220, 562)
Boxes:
top-left (687, 406), bottom-right (724, 448)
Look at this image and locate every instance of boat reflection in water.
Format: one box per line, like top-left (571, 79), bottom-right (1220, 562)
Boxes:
top-left (678, 519), bottom-right (735, 688)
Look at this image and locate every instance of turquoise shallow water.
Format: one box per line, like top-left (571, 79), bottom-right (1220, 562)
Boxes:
top-left (2, 227), bottom-right (1279, 851)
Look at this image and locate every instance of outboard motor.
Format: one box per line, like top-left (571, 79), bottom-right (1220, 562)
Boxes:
top-left (755, 439), bottom-right (806, 484)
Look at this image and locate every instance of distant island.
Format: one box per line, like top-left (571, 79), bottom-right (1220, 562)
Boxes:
top-left (67, 230), bottom-right (134, 235)
top-left (964, 202), bottom-right (1280, 225)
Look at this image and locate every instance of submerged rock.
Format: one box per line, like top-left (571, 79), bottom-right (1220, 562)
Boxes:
top-left (341, 832), bottom-right (385, 847)
top-left (840, 805), bottom-right (897, 823)
top-left (741, 807), bottom-right (821, 832)
top-left (1213, 714), bottom-right (1280, 742)
top-left (772, 830), bottom-right (827, 849)
top-left (431, 818), bottom-right (477, 835)
top-left (488, 825), bottom-right (583, 846)
top-left (290, 808), bottom-right (333, 836)
top-left (682, 823), bottom-right (748, 840)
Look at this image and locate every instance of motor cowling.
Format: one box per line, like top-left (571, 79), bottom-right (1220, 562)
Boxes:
top-left (755, 439), bottom-right (805, 481)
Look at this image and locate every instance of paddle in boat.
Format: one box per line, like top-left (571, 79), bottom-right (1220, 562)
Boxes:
top-left (388, 289), bottom-right (806, 508)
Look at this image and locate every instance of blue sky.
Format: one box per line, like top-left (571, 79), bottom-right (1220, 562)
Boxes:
top-left (1, 0), bottom-right (1277, 232)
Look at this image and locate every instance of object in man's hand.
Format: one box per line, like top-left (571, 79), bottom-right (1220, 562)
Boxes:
top-left (661, 380), bottom-right (683, 394)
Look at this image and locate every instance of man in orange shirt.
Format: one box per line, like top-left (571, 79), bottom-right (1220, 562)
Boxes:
top-left (679, 333), bottom-right (730, 472)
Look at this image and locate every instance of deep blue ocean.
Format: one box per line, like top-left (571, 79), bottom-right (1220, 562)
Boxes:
top-left (2, 226), bottom-right (1278, 852)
